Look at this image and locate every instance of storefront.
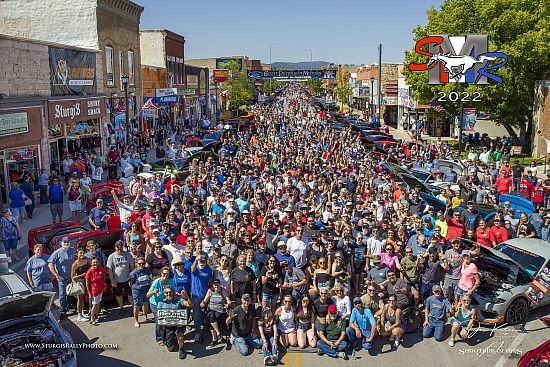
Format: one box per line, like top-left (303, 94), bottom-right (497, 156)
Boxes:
top-left (47, 96), bottom-right (107, 167)
top-left (0, 105), bottom-right (45, 206)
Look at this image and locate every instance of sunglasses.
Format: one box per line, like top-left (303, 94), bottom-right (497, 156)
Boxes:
top-left (161, 273), bottom-right (170, 276)
top-left (388, 300), bottom-right (396, 303)
top-left (385, 248), bottom-right (393, 251)
top-left (137, 262), bottom-right (145, 265)
top-left (164, 292), bottom-right (174, 295)
top-left (405, 251), bottom-right (413, 254)
top-left (367, 289), bottom-right (375, 292)
top-left (283, 300), bottom-right (292, 303)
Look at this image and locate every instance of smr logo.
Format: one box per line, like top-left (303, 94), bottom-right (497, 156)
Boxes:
top-left (408, 34), bottom-right (508, 84)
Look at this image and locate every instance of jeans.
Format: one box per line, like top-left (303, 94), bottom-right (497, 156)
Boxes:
top-left (39, 185), bottom-right (48, 204)
top-left (317, 339), bottom-right (347, 358)
top-left (192, 297), bottom-right (204, 337)
top-left (345, 326), bottom-right (372, 350)
top-left (58, 279), bottom-right (69, 314)
top-left (513, 177), bottom-right (520, 191)
top-left (422, 317), bottom-right (445, 341)
top-left (232, 335), bottom-right (262, 356)
top-left (261, 336), bottom-right (278, 358)
top-left (421, 283), bottom-right (436, 301)
top-left (25, 199), bottom-right (35, 216)
top-left (150, 303), bottom-right (162, 343)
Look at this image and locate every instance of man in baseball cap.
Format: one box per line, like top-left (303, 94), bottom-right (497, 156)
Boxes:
top-left (318, 304), bottom-right (349, 359)
top-left (422, 284), bottom-right (453, 342)
top-left (346, 297), bottom-right (377, 354)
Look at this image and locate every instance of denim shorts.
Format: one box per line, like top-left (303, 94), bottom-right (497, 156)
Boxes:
top-left (407, 281), bottom-right (420, 290)
top-left (3, 238), bottom-right (18, 250)
top-left (262, 293), bottom-right (279, 302)
top-left (132, 290), bottom-right (149, 307)
top-left (386, 321), bottom-right (406, 331)
top-left (457, 287), bottom-right (468, 296)
top-left (297, 321), bottom-right (312, 331)
top-left (10, 206), bottom-right (25, 217)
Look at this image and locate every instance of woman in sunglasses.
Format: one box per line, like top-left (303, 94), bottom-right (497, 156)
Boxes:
top-left (296, 294), bottom-right (317, 349)
top-left (379, 294), bottom-right (405, 348)
top-left (146, 240), bottom-right (169, 278)
top-left (258, 306), bottom-right (279, 365)
top-left (274, 294), bottom-right (297, 348)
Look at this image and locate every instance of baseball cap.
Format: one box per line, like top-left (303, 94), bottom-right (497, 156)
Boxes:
top-left (114, 240), bottom-right (124, 247)
top-left (328, 304), bottom-right (338, 314)
top-left (462, 250), bottom-right (472, 258)
top-left (241, 293), bottom-right (251, 300)
top-left (152, 228), bottom-right (160, 233)
top-left (61, 236), bottom-right (70, 244)
top-left (428, 247), bottom-right (438, 254)
top-left (353, 297), bottom-right (362, 304)
top-left (432, 285), bottom-right (442, 292)
top-left (204, 228), bottom-right (213, 233)
top-left (281, 260), bottom-right (290, 267)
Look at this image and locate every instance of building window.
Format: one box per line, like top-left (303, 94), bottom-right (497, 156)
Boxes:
top-left (105, 46), bottom-right (114, 86)
top-left (119, 51), bottom-right (124, 89)
top-left (128, 50), bottom-right (134, 86)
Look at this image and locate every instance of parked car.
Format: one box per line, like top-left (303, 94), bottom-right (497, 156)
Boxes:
top-left (471, 239), bottom-right (550, 325)
top-left (0, 269), bottom-right (77, 367)
top-left (517, 317), bottom-right (550, 367)
top-left (28, 222), bottom-right (90, 257)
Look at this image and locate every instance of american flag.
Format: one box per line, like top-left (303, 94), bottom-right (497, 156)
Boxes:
top-left (429, 100), bottom-right (446, 113)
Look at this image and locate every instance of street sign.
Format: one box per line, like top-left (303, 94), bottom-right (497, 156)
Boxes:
top-left (177, 88), bottom-right (197, 96)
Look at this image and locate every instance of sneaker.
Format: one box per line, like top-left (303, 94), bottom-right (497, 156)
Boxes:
top-left (317, 348), bottom-right (324, 356)
top-left (389, 335), bottom-right (395, 342)
top-left (270, 353), bottom-right (277, 364)
top-left (264, 356), bottom-right (270, 366)
top-left (76, 315), bottom-right (83, 322)
top-left (338, 352), bottom-right (349, 360)
top-left (179, 349), bottom-right (187, 359)
top-left (394, 339), bottom-right (400, 347)
top-left (351, 350), bottom-right (357, 360)
top-left (448, 338), bottom-right (455, 347)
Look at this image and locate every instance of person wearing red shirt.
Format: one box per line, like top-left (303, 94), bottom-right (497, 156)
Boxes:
top-left (177, 222), bottom-right (191, 246)
top-left (518, 174), bottom-right (533, 199)
top-left (445, 207), bottom-right (465, 241)
top-left (489, 218), bottom-right (509, 244)
top-left (495, 171), bottom-right (513, 195)
top-left (531, 180), bottom-right (546, 210)
top-left (141, 207), bottom-right (155, 232)
top-left (107, 146), bottom-right (120, 163)
top-left (85, 256), bottom-right (106, 326)
top-left (475, 220), bottom-right (497, 247)
top-left (165, 175), bottom-right (181, 195)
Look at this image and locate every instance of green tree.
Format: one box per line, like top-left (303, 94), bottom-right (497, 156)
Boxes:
top-left (262, 79), bottom-right (279, 95)
top-left (402, 0), bottom-right (550, 143)
top-left (335, 69), bottom-right (353, 111)
top-left (307, 78), bottom-right (324, 96)
top-left (220, 60), bottom-right (257, 111)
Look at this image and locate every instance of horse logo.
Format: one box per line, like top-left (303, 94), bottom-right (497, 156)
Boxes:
top-left (427, 53), bottom-right (497, 81)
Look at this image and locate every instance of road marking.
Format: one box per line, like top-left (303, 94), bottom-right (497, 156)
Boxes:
top-left (493, 331), bottom-right (528, 367)
top-left (295, 352), bottom-right (302, 367)
top-left (283, 352), bottom-right (291, 367)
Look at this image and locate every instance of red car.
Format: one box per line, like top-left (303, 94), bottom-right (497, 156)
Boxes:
top-left (27, 221), bottom-right (94, 257)
top-left (86, 180), bottom-right (126, 213)
top-left (517, 317), bottom-right (550, 367)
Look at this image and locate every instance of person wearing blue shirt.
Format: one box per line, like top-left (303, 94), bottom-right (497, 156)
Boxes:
top-left (20, 176), bottom-right (35, 218)
top-left (157, 285), bottom-right (193, 359)
top-left (190, 253), bottom-right (213, 342)
top-left (47, 237), bottom-right (76, 320)
top-left (443, 166), bottom-right (458, 183)
top-left (422, 284), bottom-right (453, 342)
top-left (48, 178), bottom-right (65, 223)
top-left (147, 267), bottom-right (176, 344)
top-left (346, 297), bottom-right (377, 354)
top-left (128, 258), bottom-right (153, 328)
top-left (26, 243), bottom-right (53, 291)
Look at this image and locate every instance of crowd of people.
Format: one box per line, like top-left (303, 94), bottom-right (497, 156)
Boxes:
top-left (16, 84), bottom-right (548, 363)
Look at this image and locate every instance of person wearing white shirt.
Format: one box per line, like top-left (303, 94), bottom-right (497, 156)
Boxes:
top-left (365, 229), bottom-right (386, 269)
top-left (163, 234), bottom-right (185, 265)
top-left (286, 225), bottom-right (310, 269)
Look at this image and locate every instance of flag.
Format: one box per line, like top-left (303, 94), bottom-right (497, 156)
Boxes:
top-left (429, 100), bottom-right (446, 113)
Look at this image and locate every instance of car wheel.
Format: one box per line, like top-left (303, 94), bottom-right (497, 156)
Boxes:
top-left (505, 297), bottom-right (529, 325)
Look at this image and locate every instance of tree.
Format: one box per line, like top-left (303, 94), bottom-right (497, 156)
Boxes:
top-left (335, 69), bottom-right (353, 111)
top-left (262, 79), bottom-right (279, 95)
top-left (306, 78), bottom-right (324, 96)
top-left (402, 0), bottom-right (550, 144)
top-left (220, 60), bottom-right (257, 111)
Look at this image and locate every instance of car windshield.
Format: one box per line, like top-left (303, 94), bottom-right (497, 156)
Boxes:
top-left (411, 170), bottom-right (431, 183)
top-left (172, 158), bottom-right (189, 171)
top-left (495, 243), bottom-right (546, 276)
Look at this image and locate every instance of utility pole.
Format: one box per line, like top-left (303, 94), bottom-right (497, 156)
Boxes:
top-left (269, 43), bottom-right (279, 95)
top-left (458, 83), bottom-right (465, 155)
top-left (377, 43), bottom-right (382, 123)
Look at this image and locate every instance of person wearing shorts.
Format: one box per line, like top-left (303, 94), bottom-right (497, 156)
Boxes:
top-left (1, 208), bottom-right (21, 261)
top-left (128, 257), bottom-right (152, 327)
top-left (107, 240), bottom-right (135, 316)
top-left (85, 256), bottom-right (105, 326)
top-left (48, 178), bottom-right (65, 223)
top-left (449, 295), bottom-right (477, 346)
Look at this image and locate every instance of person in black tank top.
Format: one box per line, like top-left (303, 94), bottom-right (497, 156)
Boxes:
top-left (71, 249), bottom-right (90, 322)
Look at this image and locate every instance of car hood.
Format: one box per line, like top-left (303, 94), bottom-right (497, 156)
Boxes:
top-left (383, 163), bottom-right (428, 192)
top-left (0, 292), bottom-right (54, 324)
top-left (478, 245), bottom-right (529, 274)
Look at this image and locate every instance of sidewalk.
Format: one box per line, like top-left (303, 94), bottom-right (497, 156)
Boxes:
top-left (8, 199), bottom-right (83, 273)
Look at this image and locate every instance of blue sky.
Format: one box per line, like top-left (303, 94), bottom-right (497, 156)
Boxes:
top-left (135, 0), bottom-right (443, 65)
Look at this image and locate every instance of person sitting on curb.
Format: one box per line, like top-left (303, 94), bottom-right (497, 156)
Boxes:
top-left (346, 296), bottom-right (377, 358)
top-left (317, 304), bottom-right (349, 360)
top-left (422, 284), bottom-right (454, 342)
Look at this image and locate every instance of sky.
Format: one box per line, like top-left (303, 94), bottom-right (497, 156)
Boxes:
top-left (135, 0), bottom-right (444, 66)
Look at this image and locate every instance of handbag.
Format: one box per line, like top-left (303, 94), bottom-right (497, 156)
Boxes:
top-left (24, 197), bottom-right (32, 206)
top-left (66, 281), bottom-right (85, 296)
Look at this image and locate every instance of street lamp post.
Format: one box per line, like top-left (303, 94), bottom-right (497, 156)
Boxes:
top-left (110, 93), bottom-right (118, 148)
top-left (305, 49), bottom-right (312, 71)
top-left (370, 77), bottom-right (374, 119)
top-left (121, 75), bottom-right (130, 145)
top-left (269, 43), bottom-right (279, 95)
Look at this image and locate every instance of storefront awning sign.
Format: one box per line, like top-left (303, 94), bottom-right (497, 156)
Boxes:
top-left (155, 88), bottom-right (178, 103)
top-left (0, 112), bottom-right (29, 137)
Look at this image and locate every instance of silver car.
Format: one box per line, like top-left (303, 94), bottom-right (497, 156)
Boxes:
top-left (0, 270), bottom-right (77, 367)
top-left (471, 238), bottom-right (550, 325)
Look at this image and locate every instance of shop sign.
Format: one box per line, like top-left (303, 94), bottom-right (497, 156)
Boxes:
top-left (49, 47), bottom-right (97, 95)
top-left (0, 112), bottom-right (29, 137)
top-left (178, 88), bottom-right (197, 96)
top-left (247, 70), bottom-right (336, 80)
top-left (155, 88), bottom-right (178, 103)
top-left (48, 97), bottom-right (107, 125)
top-left (213, 69), bottom-right (229, 83)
